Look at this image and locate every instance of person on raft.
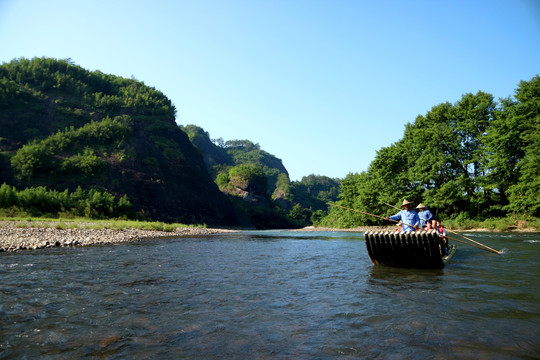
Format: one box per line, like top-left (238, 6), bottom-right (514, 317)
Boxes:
top-left (416, 203), bottom-right (433, 228)
top-left (385, 199), bottom-right (420, 232)
top-left (434, 220), bottom-right (446, 236)
top-left (434, 220), bottom-right (449, 254)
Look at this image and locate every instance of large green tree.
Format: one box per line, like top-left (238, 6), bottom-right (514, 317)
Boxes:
top-left (489, 76), bottom-right (540, 216)
top-left (404, 91), bottom-right (496, 216)
top-left (323, 77), bottom-right (539, 227)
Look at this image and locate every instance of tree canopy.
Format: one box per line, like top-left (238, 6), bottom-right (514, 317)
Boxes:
top-left (322, 75), bottom-right (540, 227)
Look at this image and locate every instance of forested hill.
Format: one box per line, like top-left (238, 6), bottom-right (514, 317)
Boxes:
top-left (321, 75), bottom-right (540, 228)
top-left (182, 125), bottom-right (340, 228)
top-left (0, 57), bottom-right (239, 225)
top-left (180, 125), bottom-right (288, 193)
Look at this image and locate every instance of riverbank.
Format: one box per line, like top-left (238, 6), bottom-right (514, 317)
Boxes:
top-left (0, 220), bottom-right (237, 252)
top-left (0, 221), bottom-right (396, 253)
top-left (1, 220), bottom-right (537, 253)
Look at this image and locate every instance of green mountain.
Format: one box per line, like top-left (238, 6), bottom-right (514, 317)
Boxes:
top-left (182, 125), bottom-right (340, 227)
top-left (181, 125), bottom-right (294, 228)
top-left (181, 125), bottom-right (289, 195)
top-left (0, 57), bottom-right (239, 225)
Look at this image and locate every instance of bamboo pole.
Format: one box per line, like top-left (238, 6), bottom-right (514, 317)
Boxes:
top-left (327, 202), bottom-right (415, 232)
top-left (443, 234), bottom-right (499, 252)
top-left (328, 202), bottom-right (390, 221)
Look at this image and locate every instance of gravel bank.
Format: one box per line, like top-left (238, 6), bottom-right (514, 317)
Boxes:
top-left (0, 221), bottom-right (237, 252)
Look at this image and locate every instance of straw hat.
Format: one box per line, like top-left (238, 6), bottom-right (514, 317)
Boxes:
top-left (400, 199), bottom-right (414, 207)
top-left (416, 203), bottom-right (426, 209)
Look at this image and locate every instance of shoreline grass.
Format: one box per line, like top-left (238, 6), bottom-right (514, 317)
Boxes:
top-left (0, 216), bottom-right (206, 232)
top-left (444, 215), bottom-right (540, 232)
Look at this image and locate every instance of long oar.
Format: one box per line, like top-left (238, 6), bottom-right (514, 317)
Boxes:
top-left (384, 202), bottom-right (502, 255)
top-left (327, 203), bottom-right (412, 230)
top-left (441, 235), bottom-right (501, 252)
top-left (328, 202), bottom-right (397, 222)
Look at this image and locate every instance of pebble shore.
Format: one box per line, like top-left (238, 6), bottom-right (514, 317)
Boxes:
top-left (0, 221), bottom-right (237, 252)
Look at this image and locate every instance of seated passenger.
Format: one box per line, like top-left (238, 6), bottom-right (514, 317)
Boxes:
top-left (434, 220), bottom-right (446, 236)
top-left (434, 220), bottom-right (449, 254)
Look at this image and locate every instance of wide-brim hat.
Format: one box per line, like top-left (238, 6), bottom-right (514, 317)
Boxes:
top-left (416, 203), bottom-right (426, 209)
top-left (400, 199), bottom-right (414, 207)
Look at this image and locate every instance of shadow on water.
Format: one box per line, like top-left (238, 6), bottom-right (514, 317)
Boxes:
top-left (367, 265), bottom-right (445, 289)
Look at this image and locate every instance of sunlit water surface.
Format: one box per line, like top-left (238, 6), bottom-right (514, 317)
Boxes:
top-left (1, 231), bottom-right (539, 359)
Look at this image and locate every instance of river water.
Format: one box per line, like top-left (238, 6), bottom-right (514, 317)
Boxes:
top-left (1, 231), bottom-right (539, 359)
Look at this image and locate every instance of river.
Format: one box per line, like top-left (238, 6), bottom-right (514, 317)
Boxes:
top-left (1, 231), bottom-right (539, 359)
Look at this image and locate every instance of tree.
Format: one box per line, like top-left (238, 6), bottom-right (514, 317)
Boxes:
top-left (328, 89), bottom-right (527, 226)
top-left (11, 143), bottom-right (56, 180)
top-left (499, 76), bottom-right (540, 216)
top-left (396, 92), bottom-right (497, 217)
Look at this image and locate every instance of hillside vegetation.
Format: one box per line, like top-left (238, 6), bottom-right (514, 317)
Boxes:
top-left (0, 57), bottom-right (238, 225)
top-left (0, 57), bottom-right (338, 228)
top-left (3, 57), bottom-right (535, 230)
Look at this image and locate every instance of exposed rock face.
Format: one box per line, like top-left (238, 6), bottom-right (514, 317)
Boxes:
top-left (272, 188), bottom-right (290, 210)
top-left (223, 170), bottom-right (270, 206)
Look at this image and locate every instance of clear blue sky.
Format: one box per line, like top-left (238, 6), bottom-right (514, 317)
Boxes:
top-left (1, 0), bottom-right (539, 181)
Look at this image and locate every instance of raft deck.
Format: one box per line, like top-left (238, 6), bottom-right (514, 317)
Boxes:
top-left (364, 230), bottom-right (455, 269)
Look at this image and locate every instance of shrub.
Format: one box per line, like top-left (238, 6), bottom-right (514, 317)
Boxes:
top-left (0, 183), bottom-right (136, 219)
top-left (61, 149), bottom-right (105, 176)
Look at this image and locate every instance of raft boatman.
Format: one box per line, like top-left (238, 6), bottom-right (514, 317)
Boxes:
top-left (416, 203), bottom-right (433, 228)
top-left (384, 199), bottom-right (420, 232)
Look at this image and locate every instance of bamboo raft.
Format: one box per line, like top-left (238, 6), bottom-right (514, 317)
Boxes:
top-left (364, 230), bottom-right (456, 269)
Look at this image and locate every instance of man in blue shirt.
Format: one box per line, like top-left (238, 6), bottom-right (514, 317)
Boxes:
top-left (385, 199), bottom-right (420, 232)
top-left (416, 203), bottom-right (433, 228)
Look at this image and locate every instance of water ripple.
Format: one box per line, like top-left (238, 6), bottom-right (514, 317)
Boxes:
top-left (1, 231), bottom-right (539, 359)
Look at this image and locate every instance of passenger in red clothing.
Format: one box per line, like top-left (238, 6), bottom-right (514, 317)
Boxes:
top-left (434, 220), bottom-right (446, 236)
top-left (433, 220), bottom-right (449, 254)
